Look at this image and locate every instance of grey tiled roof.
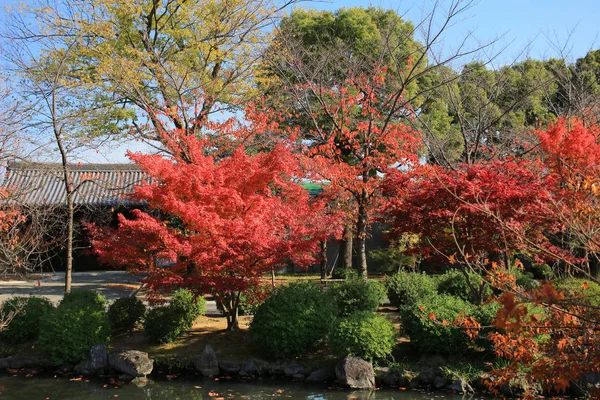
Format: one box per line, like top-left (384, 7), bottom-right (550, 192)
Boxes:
top-left (2, 162), bottom-right (147, 206)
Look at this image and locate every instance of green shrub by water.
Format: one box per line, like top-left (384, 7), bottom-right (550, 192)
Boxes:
top-left (250, 282), bottom-right (337, 359)
top-left (385, 271), bottom-right (438, 307)
top-left (331, 279), bottom-right (386, 316)
top-left (330, 311), bottom-right (396, 360)
top-left (108, 297), bottom-right (146, 334)
top-left (1, 296), bottom-right (53, 344)
top-left (144, 289), bottom-right (205, 343)
top-left (400, 294), bottom-right (474, 354)
top-left (38, 292), bottom-right (110, 364)
top-left (170, 289), bottom-right (206, 327)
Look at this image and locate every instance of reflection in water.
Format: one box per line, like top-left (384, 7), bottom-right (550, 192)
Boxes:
top-left (0, 375), bottom-right (481, 400)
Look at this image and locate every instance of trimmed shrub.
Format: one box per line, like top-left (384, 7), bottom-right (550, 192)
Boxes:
top-left (143, 289), bottom-right (205, 343)
top-left (331, 268), bottom-right (359, 280)
top-left (437, 269), bottom-right (491, 304)
top-left (250, 282), bottom-right (337, 359)
top-left (38, 296), bottom-right (110, 364)
top-left (144, 306), bottom-right (185, 343)
top-left (400, 294), bottom-right (473, 354)
top-left (60, 289), bottom-right (106, 312)
top-left (108, 297), bottom-right (146, 334)
top-left (170, 288), bottom-right (206, 327)
top-left (331, 279), bottom-right (386, 316)
top-left (1, 296), bottom-right (53, 344)
top-left (385, 271), bottom-right (438, 307)
top-left (330, 311), bottom-right (396, 360)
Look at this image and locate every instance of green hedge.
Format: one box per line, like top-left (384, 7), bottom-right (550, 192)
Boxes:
top-left (60, 289), bottom-right (106, 312)
top-left (38, 291), bottom-right (110, 364)
top-left (400, 294), bottom-right (474, 354)
top-left (330, 311), bottom-right (396, 360)
top-left (250, 282), bottom-right (337, 359)
top-left (385, 271), bottom-right (438, 307)
top-left (1, 296), bottom-right (53, 344)
top-left (144, 289), bottom-right (205, 344)
top-left (437, 269), bottom-right (491, 304)
top-left (331, 279), bottom-right (386, 316)
top-left (108, 297), bottom-right (146, 334)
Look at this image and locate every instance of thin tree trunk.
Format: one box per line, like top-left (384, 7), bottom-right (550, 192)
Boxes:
top-left (271, 269), bottom-right (276, 289)
top-left (226, 292), bottom-right (240, 331)
top-left (356, 202), bottom-right (368, 279)
top-left (64, 195), bottom-right (74, 293)
top-left (320, 241), bottom-right (328, 279)
top-left (341, 226), bottom-right (353, 270)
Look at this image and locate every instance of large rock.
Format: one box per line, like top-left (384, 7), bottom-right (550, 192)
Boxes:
top-left (283, 361), bottom-right (306, 378)
top-left (267, 362), bottom-right (284, 376)
top-left (108, 350), bottom-right (153, 377)
top-left (335, 356), bottom-right (375, 390)
top-left (433, 376), bottom-right (447, 389)
top-left (219, 360), bottom-right (241, 375)
top-left (307, 368), bottom-right (330, 382)
top-left (239, 359), bottom-right (269, 377)
top-left (417, 367), bottom-right (437, 385)
top-left (76, 345), bottom-right (109, 376)
top-left (194, 345), bottom-right (219, 377)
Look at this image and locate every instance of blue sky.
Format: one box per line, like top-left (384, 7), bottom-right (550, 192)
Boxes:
top-left (6, 0), bottom-right (596, 163)
top-left (301, 0), bottom-right (599, 64)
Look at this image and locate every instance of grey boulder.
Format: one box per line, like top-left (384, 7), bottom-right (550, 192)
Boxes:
top-left (108, 350), bottom-right (153, 377)
top-left (195, 345), bottom-right (219, 377)
top-left (335, 356), bottom-right (375, 390)
top-left (219, 360), bottom-right (241, 375)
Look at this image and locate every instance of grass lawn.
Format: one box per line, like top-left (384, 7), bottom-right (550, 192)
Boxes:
top-left (110, 315), bottom-right (257, 363)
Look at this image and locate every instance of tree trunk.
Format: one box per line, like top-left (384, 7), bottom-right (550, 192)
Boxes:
top-left (226, 293), bottom-right (240, 331)
top-left (64, 195), bottom-right (74, 293)
top-left (356, 203), bottom-right (368, 279)
top-left (340, 226), bottom-right (353, 270)
top-left (320, 241), bottom-right (328, 279)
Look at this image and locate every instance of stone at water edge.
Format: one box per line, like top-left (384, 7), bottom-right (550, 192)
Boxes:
top-left (434, 376), bottom-right (447, 389)
top-left (195, 345), bottom-right (220, 377)
top-left (448, 378), bottom-right (474, 394)
top-left (219, 360), bottom-right (241, 375)
top-left (335, 356), bottom-right (375, 390)
top-left (239, 359), bottom-right (269, 377)
top-left (306, 368), bottom-right (330, 382)
top-left (282, 361), bottom-right (306, 378)
top-left (108, 350), bottom-right (154, 377)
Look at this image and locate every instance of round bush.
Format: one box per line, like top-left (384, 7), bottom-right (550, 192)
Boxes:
top-left (250, 282), bottom-right (337, 359)
top-left (108, 297), bottom-right (146, 334)
top-left (330, 311), bottom-right (396, 360)
top-left (170, 288), bottom-right (206, 328)
top-left (60, 289), bottom-right (106, 312)
top-left (144, 305), bottom-right (187, 343)
top-left (1, 296), bottom-right (53, 344)
top-left (143, 289), bottom-right (205, 343)
top-left (400, 294), bottom-right (473, 354)
top-left (331, 268), bottom-right (359, 280)
top-left (385, 271), bottom-right (438, 308)
top-left (437, 269), bottom-right (491, 304)
top-left (38, 300), bottom-right (110, 364)
top-left (331, 279), bottom-right (386, 316)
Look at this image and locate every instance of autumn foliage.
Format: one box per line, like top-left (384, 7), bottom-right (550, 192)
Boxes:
top-left (89, 131), bottom-right (335, 330)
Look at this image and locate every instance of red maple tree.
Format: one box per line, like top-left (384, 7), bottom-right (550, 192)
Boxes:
top-left (89, 131), bottom-right (335, 330)
top-left (269, 68), bottom-right (421, 277)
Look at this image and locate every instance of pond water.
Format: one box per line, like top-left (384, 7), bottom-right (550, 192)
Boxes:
top-left (0, 375), bottom-right (481, 400)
